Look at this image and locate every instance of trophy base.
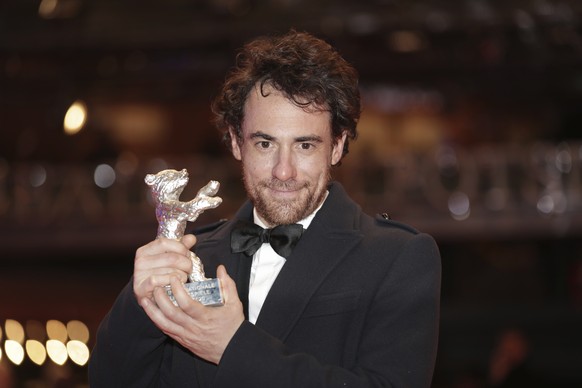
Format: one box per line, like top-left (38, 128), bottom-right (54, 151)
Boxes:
top-left (165, 278), bottom-right (224, 307)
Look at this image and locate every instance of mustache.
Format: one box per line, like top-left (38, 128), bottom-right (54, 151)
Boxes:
top-left (259, 178), bottom-right (309, 191)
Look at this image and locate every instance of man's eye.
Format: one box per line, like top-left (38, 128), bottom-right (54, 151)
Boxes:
top-left (259, 141), bottom-right (271, 148)
top-left (300, 143), bottom-right (313, 150)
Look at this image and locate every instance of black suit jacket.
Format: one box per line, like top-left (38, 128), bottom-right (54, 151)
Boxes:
top-left (89, 182), bottom-right (441, 387)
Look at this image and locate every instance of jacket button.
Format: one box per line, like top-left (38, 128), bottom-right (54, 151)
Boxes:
top-left (381, 213), bottom-right (391, 220)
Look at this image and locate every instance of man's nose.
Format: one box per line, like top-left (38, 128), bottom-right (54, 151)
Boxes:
top-left (272, 148), bottom-right (296, 181)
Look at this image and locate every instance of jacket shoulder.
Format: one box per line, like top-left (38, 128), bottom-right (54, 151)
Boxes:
top-left (373, 213), bottom-right (420, 235)
top-left (189, 218), bottom-right (229, 236)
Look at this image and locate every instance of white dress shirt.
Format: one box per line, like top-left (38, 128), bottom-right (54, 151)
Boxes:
top-left (247, 192), bottom-right (327, 324)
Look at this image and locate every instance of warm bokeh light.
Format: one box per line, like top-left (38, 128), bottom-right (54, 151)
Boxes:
top-left (1, 319), bottom-right (92, 368)
top-left (63, 100), bottom-right (87, 135)
top-left (26, 320), bottom-right (46, 341)
top-left (5, 320), bottom-right (25, 344)
top-left (38, 0), bottom-right (58, 19)
top-left (67, 340), bottom-right (90, 366)
top-left (387, 30), bottom-right (426, 52)
top-left (66, 320), bottom-right (90, 344)
top-left (46, 340), bottom-right (68, 365)
top-left (26, 340), bottom-right (47, 365)
top-left (5, 340), bottom-right (25, 365)
top-left (46, 320), bottom-right (68, 343)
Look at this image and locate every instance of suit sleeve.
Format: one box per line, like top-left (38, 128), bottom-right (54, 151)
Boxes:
top-left (88, 281), bottom-right (174, 388)
top-left (214, 233), bottom-right (441, 388)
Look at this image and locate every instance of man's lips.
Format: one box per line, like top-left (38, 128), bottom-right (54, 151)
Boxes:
top-left (269, 187), bottom-right (299, 194)
top-left (265, 185), bottom-right (304, 198)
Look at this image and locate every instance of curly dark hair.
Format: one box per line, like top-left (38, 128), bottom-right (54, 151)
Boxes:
top-left (211, 30), bottom-right (361, 160)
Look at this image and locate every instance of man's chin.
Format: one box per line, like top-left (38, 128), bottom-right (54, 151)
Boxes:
top-left (263, 205), bottom-right (305, 225)
top-left (252, 184), bottom-right (323, 225)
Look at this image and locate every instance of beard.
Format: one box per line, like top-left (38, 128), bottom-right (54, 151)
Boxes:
top-left (243, 170), bottom-right (331, 226)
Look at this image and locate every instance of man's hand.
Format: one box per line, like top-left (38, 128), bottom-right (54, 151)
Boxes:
top-left (140, 265), bottom-right (245, 364)
top-left (133, 235), bottom-right (197, 303)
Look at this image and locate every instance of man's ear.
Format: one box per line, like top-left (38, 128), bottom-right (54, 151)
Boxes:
top-left (229, 128), bottom-right (242, 161)
top-left (331, 132), bottom-right (347, 166)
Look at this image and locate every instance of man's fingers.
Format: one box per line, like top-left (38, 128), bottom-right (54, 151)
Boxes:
top-left (170, 276), bottom-right (204, 313)
top-left (147, 272), bottom-right (188, 289)
top-left (135, 254), bottom-right (193, 274)
top-left (138, 237), bottom-right (192, 257)
top-left (145, 287), bottom-right (186, 337)
top-left (133, 269), bottom-right (190, 302)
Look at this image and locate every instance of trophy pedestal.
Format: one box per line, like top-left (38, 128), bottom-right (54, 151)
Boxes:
top-left (166, 279), bottom-right (224, 307)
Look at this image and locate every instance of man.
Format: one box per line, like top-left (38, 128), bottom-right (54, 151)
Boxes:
top-left (89, 30), bottom-right (441, 387)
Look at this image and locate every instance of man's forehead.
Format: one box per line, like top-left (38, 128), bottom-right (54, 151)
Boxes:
top-left (246, 82), bottom-right (328, 112)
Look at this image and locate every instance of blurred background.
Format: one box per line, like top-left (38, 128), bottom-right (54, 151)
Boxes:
top-left (1, 0), bottom-right (582, 387)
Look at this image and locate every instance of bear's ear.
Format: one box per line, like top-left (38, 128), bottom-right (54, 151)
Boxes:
top-left (144, 174), bottom-right (157, 186)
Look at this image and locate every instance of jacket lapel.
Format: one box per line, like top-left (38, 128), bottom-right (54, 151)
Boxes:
top-left (194, 183), bottom-right (363, 342)
top-left (254, 183), bottom-right (363, 341)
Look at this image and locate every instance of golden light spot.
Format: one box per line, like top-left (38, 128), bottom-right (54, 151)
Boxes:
top-left (67, 340), bottom-right (90, 366)
top-left (46, 320), bottom-right (68, 343)
top-left (66, 320), bottom-right (90, 344)
top-left (5, 340), bottom-right (25, 365)
top-left (46, 340), bottom-right (68, 365)
top-left (26, 340), bottom-right (47, 365)
top-left (63, 100), bottom-right (87, 135)
top-left (5, 320), bottom-right (25, 344)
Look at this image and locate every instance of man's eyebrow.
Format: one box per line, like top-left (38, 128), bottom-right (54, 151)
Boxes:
top-left (249, 131), bottom-right (275, 141)
top-left (248, 132), bottom-right (323, 143)
top-left (296, 135), bottom-right (323, 143)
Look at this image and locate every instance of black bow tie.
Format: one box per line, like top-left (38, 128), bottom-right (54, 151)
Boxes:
top-left (230, 220), bottom-right (304, 259)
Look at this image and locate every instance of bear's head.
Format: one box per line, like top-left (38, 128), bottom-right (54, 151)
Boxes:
top-left (145, 168), bottom-right (189, 203)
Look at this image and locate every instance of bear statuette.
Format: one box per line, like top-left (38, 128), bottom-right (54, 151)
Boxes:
top-left (145, 168), bottom-right (224, 306)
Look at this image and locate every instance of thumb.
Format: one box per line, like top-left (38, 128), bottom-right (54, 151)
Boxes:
top-left (181, 234), bottom-right (197, 249)
top-left (216, 265), bottom-right (239, 304)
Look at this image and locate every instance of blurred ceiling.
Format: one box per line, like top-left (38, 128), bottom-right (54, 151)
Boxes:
top-left (1, 0), bottom-right (582, 253)
top-left (2, 0), bottom-right (582, 76)
top-left (1, 1), bottom-right (581, 159)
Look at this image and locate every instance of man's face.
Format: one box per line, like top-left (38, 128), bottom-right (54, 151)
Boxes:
top-left (230, 85), bottom-right (346, 226)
